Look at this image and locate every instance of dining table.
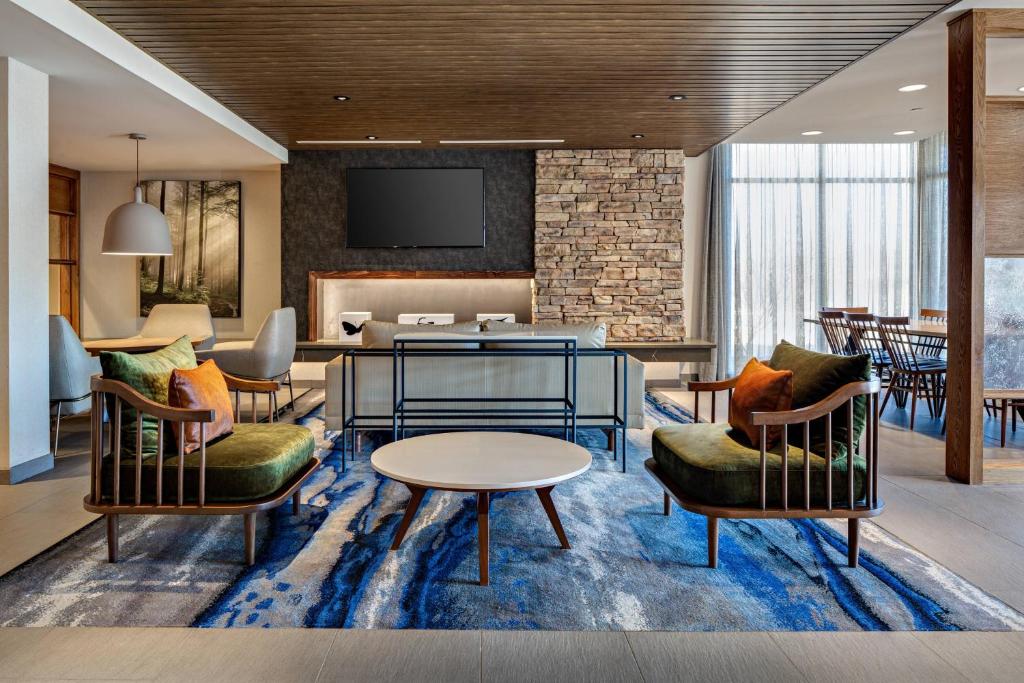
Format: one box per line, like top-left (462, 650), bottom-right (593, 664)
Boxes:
top-left (803, 317), bottom-right (947, 339)
top-left (82, 335), bottom-right (211, 356)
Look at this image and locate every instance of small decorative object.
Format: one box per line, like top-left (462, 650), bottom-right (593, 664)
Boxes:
top-left (397, 313), bottom-right (455, 325)
top-left (476, 313), bottom-right (516, 323)
top-left (338, 312), bottom-right (372, 344)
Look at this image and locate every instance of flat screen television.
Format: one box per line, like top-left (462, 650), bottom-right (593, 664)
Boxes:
top-left (345, 168), bottom-right (485, 247)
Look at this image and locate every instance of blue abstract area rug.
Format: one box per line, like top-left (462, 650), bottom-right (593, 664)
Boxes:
top-left (2, 392), bottom-right (1023, 631)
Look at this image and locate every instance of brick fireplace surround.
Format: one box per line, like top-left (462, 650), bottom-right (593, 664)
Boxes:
top-left (533, 149), bottom-right (685, 342)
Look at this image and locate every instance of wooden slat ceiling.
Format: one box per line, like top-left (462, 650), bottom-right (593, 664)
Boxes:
top-left (74, 0), bottom-right (954, 155)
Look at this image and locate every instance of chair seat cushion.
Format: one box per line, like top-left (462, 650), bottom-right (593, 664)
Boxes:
top-left (101, 423), bottom-right (316, 503)
top-left (913, 358), bottom-right (947, 371)
top-left (652, 422), bottom-right (866, 508)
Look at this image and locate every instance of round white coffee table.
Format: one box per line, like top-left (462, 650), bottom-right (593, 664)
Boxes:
top-left (370, 431), bottom-right (592, 586)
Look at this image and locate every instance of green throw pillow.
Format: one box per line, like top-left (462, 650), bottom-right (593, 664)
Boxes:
top-left (767, 341), bottom-right (871, 455)
top-left (100, 336), bottom-right (198, 457)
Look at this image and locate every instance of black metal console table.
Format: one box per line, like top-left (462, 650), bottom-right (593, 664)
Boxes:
top-left (337, 334), bottom-right (630, 472)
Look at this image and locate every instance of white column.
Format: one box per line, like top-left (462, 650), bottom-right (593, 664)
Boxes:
top-left (0, 57), bottom-right (51, 483)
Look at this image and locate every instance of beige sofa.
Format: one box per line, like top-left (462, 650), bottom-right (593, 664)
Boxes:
top-left (324, 321), bottom-right (645, 434)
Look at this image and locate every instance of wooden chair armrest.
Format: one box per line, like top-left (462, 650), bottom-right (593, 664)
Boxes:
top-left (222, 373), bottom-right (280, 393)
top-left (750, 379), bottom-right (880, 426)
top-left (687, 376), bottom-right (740, 392)
top-left (91, 377), bottom-right (215, 423)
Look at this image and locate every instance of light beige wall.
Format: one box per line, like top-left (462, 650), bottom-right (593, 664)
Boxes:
top-left (79, 168), bottom-right (281, 340)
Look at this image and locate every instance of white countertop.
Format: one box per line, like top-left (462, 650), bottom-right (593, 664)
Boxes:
top-left (370, 431), bottom-right (592, 490)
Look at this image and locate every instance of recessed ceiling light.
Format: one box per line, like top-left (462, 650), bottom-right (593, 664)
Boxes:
top-left (333, 95), bottom-right (350, 101)
top-left (365, 135), bottom-right (378, 140)
top-left (632, 133), bottom-right (645, 139)
top-left (898, 84), bottom-right (928, 92)
top-left (802, 130), bottom-right (823, 136)
top-left (894, 130), bottom-right (916, 136)
top-left (668, 94), bottom-right (687, 101)
top-left (295, 140), bottom-right (423, 144)
top-left (437, 139), bottom-right (565, 144)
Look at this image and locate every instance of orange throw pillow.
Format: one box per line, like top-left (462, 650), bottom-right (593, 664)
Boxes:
top-left (728, 358), bottom-right (794, 447)
top-left (167, 360), bottom-right (234, 453)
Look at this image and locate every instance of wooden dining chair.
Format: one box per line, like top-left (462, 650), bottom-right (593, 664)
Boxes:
top-left (876, 316), bottom-right (947, 430)
top-left (818, 311), bottom-right (856, 355)
top-left (843, 313), bottom-right (891, 385)
top-left (917, 308), bottom-right (948, 359)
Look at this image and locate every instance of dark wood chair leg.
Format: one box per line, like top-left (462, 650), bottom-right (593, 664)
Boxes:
top-left (880, 382), bottom-right (895, 415)
top-left (1001, 399), bottom-right (1009, 448)
top-left (848, 518), bottom-right (860, 568)
top-left (292, 490), bottom-right (301, 515)
top-left (536, 486), bottom-right (570, 549)
top-left (390, 484), bottom-right (426, 550)
top-left (663, 493), bottom-right (672, 516)
top-left (707, 516), bottom-right (719, 569)
top-left (244, 512), bottom-right (256, 566)
top-left (106, 514), bottom-right (119, 563)
top-left (477, 491), bottom-right (490, 586)
top-left (909, 375), bottom-right (920, 430)
top-left (603, 428), bottom-right (616, 453)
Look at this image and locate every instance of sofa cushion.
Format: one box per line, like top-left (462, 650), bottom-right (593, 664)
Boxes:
top-left (481, 321), bottom-right (607, 348)
top-left (167, 360), bottom-right (234, 453)
top-left (728, 358), bottom-right (793, 447)
top-left (652, 422), bottom-right (865, 507)
top-left (361, 320), bottom-right (482, 349)
top-left (100, 336), bottom-right (198, 458)
top-left (101, 422), bottom-right (315, 503)
top-left (767, 341), bottom-right (871, 455)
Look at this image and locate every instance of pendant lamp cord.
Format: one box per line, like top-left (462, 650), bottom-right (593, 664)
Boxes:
top-left (135, 136), bottom-right (140, 188)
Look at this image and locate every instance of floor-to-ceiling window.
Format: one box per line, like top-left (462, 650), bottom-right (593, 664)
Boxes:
top-left (715, 138), bottom-right (947, 374)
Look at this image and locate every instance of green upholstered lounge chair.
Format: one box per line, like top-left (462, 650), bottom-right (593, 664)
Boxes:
top-left (646, 342), bottom-right (883, 569)
top-left (84, 370), bottom-right (319, 566)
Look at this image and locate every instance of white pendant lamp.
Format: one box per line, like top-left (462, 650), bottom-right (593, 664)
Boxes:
top-left (101, 133), bottom-right (173, 256)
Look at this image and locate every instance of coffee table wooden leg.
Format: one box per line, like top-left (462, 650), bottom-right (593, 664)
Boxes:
top-left (536, 486), bottom-right (570, 549)
top-left (390, 484), bottom-right (427, 551)
top-left (477, 491), bottom-right (490, 586)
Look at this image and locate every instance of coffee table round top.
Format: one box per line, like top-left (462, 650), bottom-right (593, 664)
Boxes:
top-left (370, 432), bottom-right (592, 491)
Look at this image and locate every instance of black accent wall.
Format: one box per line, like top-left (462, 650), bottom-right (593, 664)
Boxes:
top-left (281, 149), bottom-right (535, 336)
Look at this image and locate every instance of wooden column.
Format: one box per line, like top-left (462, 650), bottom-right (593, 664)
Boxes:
top-left (945, 11), bottom-right (987, 484)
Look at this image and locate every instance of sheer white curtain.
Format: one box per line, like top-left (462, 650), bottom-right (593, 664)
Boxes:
top-left (917, 132), bottom-right (949, 310)
top-left (721, 143), bottom-right (919, 373)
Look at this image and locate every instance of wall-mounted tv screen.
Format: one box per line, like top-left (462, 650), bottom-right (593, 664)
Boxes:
top-left (346, 168), bottom-right (485, 247)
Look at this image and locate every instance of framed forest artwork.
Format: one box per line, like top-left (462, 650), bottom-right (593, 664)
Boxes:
top-left (139, 180), bottom-right (242, 318)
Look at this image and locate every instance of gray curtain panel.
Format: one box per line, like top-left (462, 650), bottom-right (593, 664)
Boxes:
top-left (694, 145), bottom-right (730, 380)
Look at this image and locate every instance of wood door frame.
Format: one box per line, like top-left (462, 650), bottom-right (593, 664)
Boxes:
top-left (49, 163), bottom-right (81, 335)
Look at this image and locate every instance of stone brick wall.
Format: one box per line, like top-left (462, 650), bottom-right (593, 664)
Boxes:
top-left (533, 149), bottom-right (685, 341)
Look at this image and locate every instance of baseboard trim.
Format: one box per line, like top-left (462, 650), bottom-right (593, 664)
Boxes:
top-left (0, 452), bottom-right (54, 485)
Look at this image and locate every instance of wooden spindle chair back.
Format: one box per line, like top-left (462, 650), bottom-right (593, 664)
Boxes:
top-left (875, 316), bottom-right (924, 372)
top-left (819, 311), bottom-right (855, 356)
top-left (842, 313), bottom-right (884, 361)
top-left (917, 308), bottom-right (948, 357)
